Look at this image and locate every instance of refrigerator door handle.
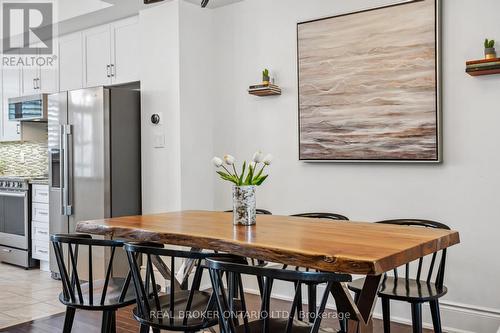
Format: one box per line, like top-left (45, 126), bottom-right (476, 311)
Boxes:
top-left (60, 125), bottom-right (66, 215)
top-left (63, 124), bottom-right (73, 216)
top-left (64, 125), bottom-right (73, 216)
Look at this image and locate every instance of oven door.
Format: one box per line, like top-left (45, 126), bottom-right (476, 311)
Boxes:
top-left (0, 191), bottom-right (29, 250)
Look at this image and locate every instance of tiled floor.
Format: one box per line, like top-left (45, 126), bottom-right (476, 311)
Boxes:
top-left (0, 263), bottom-right (65, 329)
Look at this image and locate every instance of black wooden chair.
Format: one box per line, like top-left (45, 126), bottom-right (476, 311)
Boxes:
top-left (124, 241), bottom-right (246, 333)
top-left (291, 212), bottom-right (349, 221)
top-left (347, 219), bottom-right (450, 333)
top-left (51, 234), bottom-right (137, 333)
top-left (290, 212), bottom-right (350, 331)
top-left (206, 257), bottom-right (352, 333)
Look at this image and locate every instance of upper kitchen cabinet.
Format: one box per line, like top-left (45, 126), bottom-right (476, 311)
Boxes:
top-left (21, 44), bottom-right (58, 95)
top-left (85, 24), bottom-right (113, 87)
top-left (59, 32), bottom-right (85, 92)
top-left (1, 66), bottom-right (22, 141)
top-left (84, 16), bottom-right (139, 87)
top-left (111, 17), bottom-right (140, 84)
top-left (21, 65), bottom-right (39, 96)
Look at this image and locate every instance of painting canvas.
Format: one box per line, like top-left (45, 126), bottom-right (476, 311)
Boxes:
top-left (297, 0), bottom-right (440, 162)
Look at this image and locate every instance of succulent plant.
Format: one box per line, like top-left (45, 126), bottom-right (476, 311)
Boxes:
top-left (484, 38), bottom-right (495, 49)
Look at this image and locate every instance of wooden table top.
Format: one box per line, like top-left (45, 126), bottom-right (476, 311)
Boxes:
top-left (76, 210), bottom-right (460, 275)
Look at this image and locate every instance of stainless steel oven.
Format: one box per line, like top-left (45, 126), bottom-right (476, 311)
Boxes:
top-left (0, 178), bottom-right (37, 268)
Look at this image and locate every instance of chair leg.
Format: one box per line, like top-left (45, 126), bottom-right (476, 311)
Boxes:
top-left (410, 303), bottom-right (423, 333)
top-left (111, 311), bottom-right (116, 333)
top-left (63, 307), bottom-right (76, 333)
top-left (339, 317), bottom-right (347, 333)
top-left (381, 298), bottom-right (390, 333)
top-left (307, 284), bottom-right (317, 323)
top-left (429, 300), bottom-right (443, 333)
top-left (101, 311), bottom-right (114, 333)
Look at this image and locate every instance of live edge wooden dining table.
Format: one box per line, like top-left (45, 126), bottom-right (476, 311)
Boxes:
top-left (76, 210), bottom-right (460, 333)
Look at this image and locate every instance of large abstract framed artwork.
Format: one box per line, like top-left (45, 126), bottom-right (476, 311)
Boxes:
top-left (297, 0), bottom-right (441, 162)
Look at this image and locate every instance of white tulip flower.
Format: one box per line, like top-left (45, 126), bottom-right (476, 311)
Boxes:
top-left (252, 151), bottom-right (264, 163)
top-left (212, 157), bottom-right (223, 167)
top-left (223, 154), bottom-right (236, 165)
top-left (263, 154), bottom-right (273, 165)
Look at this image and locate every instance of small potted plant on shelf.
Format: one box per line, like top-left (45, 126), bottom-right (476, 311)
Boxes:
top-left (262, 69), bottom-right (270, 85)
top-left (485, 38), bottom-right (496, 59)
top-left (212, 151), bottom-right (272, 226)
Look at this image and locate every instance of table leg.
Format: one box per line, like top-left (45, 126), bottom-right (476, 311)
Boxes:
top-left (331, 275), bottom-right (382, 333)
top-left (151, 247), bottom-right (201, 291)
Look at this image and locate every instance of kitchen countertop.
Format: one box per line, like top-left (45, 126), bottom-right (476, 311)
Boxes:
top-left (29, 178), bottom-right (49, 185)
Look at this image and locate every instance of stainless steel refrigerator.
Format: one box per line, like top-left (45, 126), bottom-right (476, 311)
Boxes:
top-left (48, 86), bottom-right (141, 278)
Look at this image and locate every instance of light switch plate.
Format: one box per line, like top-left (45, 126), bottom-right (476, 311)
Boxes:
top-left (153, 134), bottom-right (165, 148)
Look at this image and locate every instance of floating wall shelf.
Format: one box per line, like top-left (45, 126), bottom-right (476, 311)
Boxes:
top-left (248, 83), bottom-right (281, 96)
top-left (466, 57), bottom-right (500, 76)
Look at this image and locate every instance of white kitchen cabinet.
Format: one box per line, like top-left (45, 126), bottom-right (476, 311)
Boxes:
top-left (21, 42), bottom-right (59, 95)
top-left (31, 184), bottom-right (50, 271)
top-left (59, 32), bottom-right (84, 91)
top-left (85, 25), bottom-right (113, 87)
top-left (39, 64), bottom-right (58, 93)
top-left (57, 16), bottom-right (139, 92)
top-left (112, 16), bottom-right (140, 84)
top-left (1, 66), bottom-right (21, 141)
top-left (22, 66), bottom-right (40, 95)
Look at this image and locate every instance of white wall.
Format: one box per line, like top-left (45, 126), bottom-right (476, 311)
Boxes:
top-left (140, 0), bottom-right (216, 213)
top-left (209, 0), bottom-right (500, 331)
top-left (179, 1), bottom-right (216, 210)
top-left (140, 0), bottom-right (182, 213)
top-left (138, 0), bottom-right (500, 331)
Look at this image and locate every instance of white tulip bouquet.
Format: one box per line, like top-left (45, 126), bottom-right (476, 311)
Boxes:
top-left (212, 151), bottom-right (272, 186)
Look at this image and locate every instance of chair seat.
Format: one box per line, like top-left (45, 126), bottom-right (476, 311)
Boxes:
top-left (133, 290), bottom-right (218, 331)
top-left (234, 318), bottom-right (336, 333)
top-left (59, 277), bottom-right (137, 310)
top-left (348, 277), bottom-right (448, 302)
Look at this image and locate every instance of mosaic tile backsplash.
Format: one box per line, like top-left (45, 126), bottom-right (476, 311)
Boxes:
top-left (0, 141), bottom-right (48, 177)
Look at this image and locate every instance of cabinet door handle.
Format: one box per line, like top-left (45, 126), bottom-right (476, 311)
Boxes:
top-left (110, 64), bottom-right (115, 77)
top-left (37, 78), bottom-right (40, 89)
top-left (33, 78), bottom-right (36, 89)
top-left (38, 230), bottom-right (48, 235)
top-left (106, 64), bottom-right (111, 78)
top-left (38, 249), bottom-right (48, 254)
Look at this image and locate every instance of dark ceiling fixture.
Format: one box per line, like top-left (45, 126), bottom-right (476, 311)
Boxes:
top-left (143, 0), bottom-right (209, 7)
